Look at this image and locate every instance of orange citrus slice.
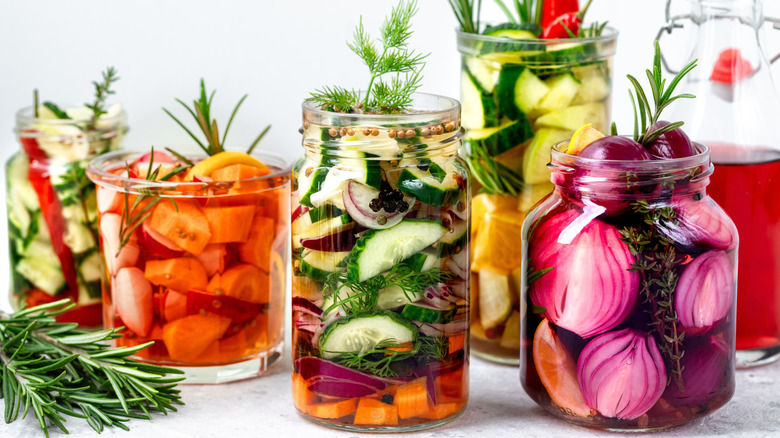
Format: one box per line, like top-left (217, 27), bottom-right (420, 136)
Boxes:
top-left (186, 151), bottom-right (269, 181)
top-left (532, 318), bottom-right (591, 417)
top-left (567, 124), bottom-right (605, 155)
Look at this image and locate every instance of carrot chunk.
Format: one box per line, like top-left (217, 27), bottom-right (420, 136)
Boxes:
top-left (420, 402), bottom-right (464, 420)
top-left (203, 205), bottom-right (255, 243)
top-left (144, 257), bottom-right (208, 292)
top-left (211, 163), bottom-right (269, 182)
top-left (149, 201), bottom-right (211, 256)
top-left (394, 377), bottom-right (430, 419)
top-left (354, 398), bottom-right (398, 426)
top-left (293, 373), bottom-right (317, 414)
top-left (309, 398), bottom-right (358, 419)
top-left (448, 334), bottom-right (466, 355)
top-left (161, 313), bottom-right (231, 362)
top-left (207, 263), bottom-right (269, 304)
top-left (238, 215), bottom-right (275, 271)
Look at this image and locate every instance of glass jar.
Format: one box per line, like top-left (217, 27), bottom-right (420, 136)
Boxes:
top-left (520, 142), bottom-right (737, 431)
top-left (7, 105), bottom-right (127, 326)
top-left (292, 94), bottom-right (469, 432)
top-left (457, 27), bottom-right (617, 364)
top-left (658, 0), bottom-right (780, 367)
top-left (87, 150), bottom-right (290, 384)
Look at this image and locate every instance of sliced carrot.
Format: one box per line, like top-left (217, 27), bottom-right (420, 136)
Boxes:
top-left (202, 205), bottom-right (255, 243)
top-left (149, 201), bottom-right (211, 256)
top-left (293, 373), bottom-right (317, 414)
top-left (420, 402), bottom-right (464, 420)
top-left (309, 398), bottom-right (358, 419)
top-left (237, 215), bottom-right (275, 271)
top-left (161, 313), bottom-right (231, 362)
top-left (207, 263), bottom-right (269, 304)
top-left (193, 329), bottom-right (246, 363)
top-left (448, 334), bottom-right (466, 355)
top-left (211, 163), bottom-right (270, 182)
top-left (394, 377), bottom-right (430, 420)
top-left (435, 367), bottom-right (468, 403)
top-left (384, 342), bottom-right (416, 354)
top-left (144, 257), bottom-right (208, 292)
top-left (354, 398), bottom-right (399, 426)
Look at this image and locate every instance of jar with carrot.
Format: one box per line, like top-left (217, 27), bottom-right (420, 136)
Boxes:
top-left (87, 81), bottom-right (290, 383)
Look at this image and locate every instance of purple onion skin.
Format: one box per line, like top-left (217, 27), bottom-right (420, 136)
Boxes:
top-left (577, 328), bottom-right (667, 420)
top-left (529, 209), bottom-right (639, 338)
top-left (645, 121), bottom-right (697, 159)
top-left (675, 250), bottom-right (735, 332)
top-left (663, 195), bottom-right (738, 252)
top-left (663, 336), bottom-right (734, 408)
top-left (578, 136), bottom-right (653, 161)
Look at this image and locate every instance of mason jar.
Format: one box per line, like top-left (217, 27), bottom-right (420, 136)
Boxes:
top-left (291, 93), bottom-right (470, 431)
top-left (457, 27), bottom-right (618, 364)
top-left (520, 141), bottom-right (737, 430)
top-left (7, 104), bottom-right (126, 326)
top-left (87, 149), bottom-right (291, 383)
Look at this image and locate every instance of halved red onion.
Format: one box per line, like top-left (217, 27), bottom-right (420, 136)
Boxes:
top-left (307, 376), bottom-right (378, 398)
top-left (415, 319), bottom-right (468, 337)
top-left (529, 209), bottom-right (639, 338)
top-left (295, 357), bottom-right (386, 390)
top-left (675, 250), bottom-right (735, 331)
top-left (342, 180), bottom-right (415, 229)
top-left (667, 196), bottom-right (737, 251)
top-left (664, 335), bottom-right (733, 408)
top-left (577, 328), bottom-right (667, 420)
top-left (292, 296), bottom-right (324, 316)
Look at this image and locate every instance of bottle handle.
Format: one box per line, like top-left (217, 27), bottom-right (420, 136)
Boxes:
top-left (765, 17), bottom-right (780, 65)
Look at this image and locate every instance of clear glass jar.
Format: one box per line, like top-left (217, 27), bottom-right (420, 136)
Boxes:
top-left (291, 94), bottom-right (469, 432)
top-left (87, 150), bottom-right (291, 384)
top-left (456, 27), bottom-right (617, 364)
top-left (520, 142), bottom-right (737, 431)
top-left (7, 105), bottom-right (127, 326)
top-left (659, 0), bottom-right (780, 367)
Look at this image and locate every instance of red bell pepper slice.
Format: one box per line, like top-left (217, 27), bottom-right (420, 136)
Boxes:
top-left (710, 48), bottom-right (754, 84)
top-left (541, 0), bottom-right (580, 29)
top-left (186, 289), bottom-right (269, 325)
top-left (541, 0), bottom-right (593, 39)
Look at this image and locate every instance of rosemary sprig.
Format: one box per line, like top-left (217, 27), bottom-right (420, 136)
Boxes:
top-left (85, 67), bottom-right (120, 128)
top-left (619, 200), bottom-right (686, 391)
top-left (628, 41), bottom-right (697, 146)
top-left (447, 0), bottom-right (482, 33)
top-left (0, 300), bottom-right (185, 437)
top-left (308, 0), bottom-right (428, 114)
top-left (466, 145), bottom-right (525, 196)
top-left (163, 79), bottom-right (271, 156)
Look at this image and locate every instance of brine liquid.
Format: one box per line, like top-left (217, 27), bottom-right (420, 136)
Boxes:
top-left (707, 143), bottom-right (780, 352)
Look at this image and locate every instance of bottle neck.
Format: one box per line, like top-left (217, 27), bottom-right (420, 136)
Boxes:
top-left (692, 0), bottom-right (763, 28)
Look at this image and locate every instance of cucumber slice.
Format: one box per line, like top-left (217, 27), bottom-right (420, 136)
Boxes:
top-left (295, 157), bottom-right (331, 207)
top-left (396, 160), bottom-right (463, 207)
top-left (438, 220), bottom-right (467, 258)
top-left (347, 220), bottom-right (447, 283)
top-left (483, 23), bottom-right (542, 37)
top-left (522, 128), bottom-right (571, 185)
top-left (376, 285), bottom-right (423, 310)
top-left (307, 204), bottom-right (345, 223)
top-left (293, 212), bottom-right (353, 250)
top-left (300, 249), bottom-right (350, 282)
top-left (537, 73), bottom-right (582, 113)
top-left (7, 153), bottom-right (40, 211)
top-left (79, 251), bottom-right (103, 283)
top-left (319, 311), bottom-right (418, 359)
top-left (514, 69), bottom-right (550, 114)
top-left (480, 23), bottom-right (542, 55)
top-left (461, 71), bottom-right (499, 129)
top-left (464, 57), bottom-right (498, 94)
top-left (464, 119), bottom-right (533, 156)
top-left (479, 266), bottom-right (512, 329)
top-left (401, 302), bottom-right (457, 324)
top-left (402, 248), bottom-right (439, 272)
top-left (535, 102), bottom-right (607, 132)
top-left (572, 64), bottom-right (611, 104)
top-left (496, 65), bottom-right (526, 120)
top-left (337, 145), bottom-right (384, 190)
top-left (15, 257), bottom-right (65, 296)
top-left (41, 102), bottom-right (70, 120)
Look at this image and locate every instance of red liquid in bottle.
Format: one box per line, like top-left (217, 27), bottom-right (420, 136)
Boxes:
top-left (707, 143), bottom-right (780, 350)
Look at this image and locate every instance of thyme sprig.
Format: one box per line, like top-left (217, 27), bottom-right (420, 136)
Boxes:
top-left (0, 300), bottom-right (184, 437)
top-left (619, 200), bottom-right (686, 391)
top-left (628, 42), bottom-right (697, 146)
top-left (308, 0), bottom-right (428, 114)
top-left (163, 79), bottom-right (271, 156)
top-left (85, 67), bottom-right (120, 128)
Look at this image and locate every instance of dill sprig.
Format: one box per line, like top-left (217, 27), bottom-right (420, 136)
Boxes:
top-left (0, 300), bottom-right (184, 437)
top-left (308, 0), bottom-right (428, 114)
top-left (163, 79), bottom-right (271, 156)
top-left (627, 41), bottom-right (697, 146)
top-left (323, 265), bottom-right (455, 316)
top-left (329, 335), bottom-right (450, 378)
top-left (85, 67), bottom-right (120, 128)
top-left (619, 200), bottom-right (686, 391)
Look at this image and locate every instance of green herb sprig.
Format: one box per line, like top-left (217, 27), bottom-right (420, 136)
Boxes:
top-left (627, 41), bottom-right (697, 146)
top-left (448, 0), bottom-right (483, 34)
top-left (329, 335), bottom-right (450, 378)
top-left (163, 79), bottom-right (271, 156)
top-left (85, 67), bottom-right (120, 128)
top-left (466, 145), bottom-right (524, 196)
top-left (0, 300), bottom-right (184, 437)
top-left (308, 0), bottom-right (428, 114)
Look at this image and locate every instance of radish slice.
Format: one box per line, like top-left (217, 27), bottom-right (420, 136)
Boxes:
top-left (134, 150), bottom-right (177, 179)
top-left (100, 213), bottom-right (140, 275)
top-left (114, 267), bottom-right (153, 337)
top-left (162, 289), bottom-right (188, 322)
top-left (342, 180), bottom-right (415, 229)
top-left (197, 243), bottom-right (228, 277)
top-left (141, 219), bottom-right (184, 259)
top-left (97, 185), bottom-right (122, 214)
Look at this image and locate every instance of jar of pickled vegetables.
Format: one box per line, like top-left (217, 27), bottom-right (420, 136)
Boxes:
top-left (7, 103), bottom-right (126, 326)
top-left (520, 141), bottom-right (737, 430)
top-left (292, 93), bottom-right (470, 431)
top-left (87, 149), bottom-right (290, 383)
top-left (457, 26), bottom-right (617, 364)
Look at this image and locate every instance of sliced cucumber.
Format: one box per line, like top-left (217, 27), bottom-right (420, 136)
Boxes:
top-left (78, 251), bottom-right (103, 283)
top-left (347, 220), bottom-right (447, 283)
top-left (7, 153), bottom-right (40, 211)
top-left (300, 249), bottom-right (350, 282)
top-left (522, 128), bottom-right (571, 185)
top-left (402, 248), bottom-right (439, 272)
top-left (480, 23), bottom-right (542, 55)
top-left (535, 102), bottom-right (607, 132)
top-left (293, 212), bottom-right (353, 250)
top-left (297, 156), bottom-right (336, 207)
top-left (376, 285), bottom-right (423, 310)
top-left (15, 257), bottom-right (65, 296)
top-left (537, 73), bottom-right (582, 113)
top-left (438, 220), bottom-right (467, 258)
top-left (514, 69), bottom-right (551, 114)
top-left (483, 22), bottom-right (542, 37)
top-left (41, 102), bottom-right (70, 120)
top-left (464, 57), bottom-right (498, 94)
top-left (337, 145), bottom-right (384, 190)
top-left (396, 159), bottom-right (462, 207)
top-left (572, 64), bottom-right (611, 104)
top-left (464, 119), bottom-right (533, 156)
top-left (401, 302), bottom-right (457, 324)
top-left (479, 266), bottom-right (512, 329)
top-left (307, 204), bottom-right (345, 223)
top-left (319, 311), bottom-right (418, 359)
top-left (496, 65), bottom-right (526, 120)
top-left (461, 71), bottom-right (498, 129)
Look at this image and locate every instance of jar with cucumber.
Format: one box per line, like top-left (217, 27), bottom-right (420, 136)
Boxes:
top-left (449, 0), bottom-right (616, 364)
top-left (7, 67), bottom-right (126, 326)
top-left (292, 2), bottom-right (469, 431)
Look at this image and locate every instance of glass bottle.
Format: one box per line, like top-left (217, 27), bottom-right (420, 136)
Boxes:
top-left (520, 141), bottom-right (737, 431)
top-left (7, 104), bottom-right (126, 326)
top-left (659, 0), bottom-right (780, 367)
top-left (456, 26), bottom-right (617, 364)
top-left (291, 93), bottom-right (469, 431)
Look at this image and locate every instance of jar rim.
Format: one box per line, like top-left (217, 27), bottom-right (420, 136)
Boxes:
top-left (456, 24), bottom-right (618, 45)
top-left (302, 92), bottom-right (460, 124)
top-left (550, 140), bottom-right (712, 173)
top-left (15, 104), bottom-right (126, 126)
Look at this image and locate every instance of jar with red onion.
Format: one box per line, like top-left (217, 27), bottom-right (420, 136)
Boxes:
top-left (519, 137), bottom-right (738, 430)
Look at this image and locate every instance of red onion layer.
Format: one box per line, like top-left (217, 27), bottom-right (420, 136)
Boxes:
top-left (675, 250), bottom-right (735, 330)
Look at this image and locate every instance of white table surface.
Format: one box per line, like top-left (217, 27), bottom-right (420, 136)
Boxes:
top-left (2, 346), bottom-right (779, 438)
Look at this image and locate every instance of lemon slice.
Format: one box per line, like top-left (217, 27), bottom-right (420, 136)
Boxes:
top-left (567, 124), bottom-right (605, 155)
top-left (186, 151), bottom-right (269, 181)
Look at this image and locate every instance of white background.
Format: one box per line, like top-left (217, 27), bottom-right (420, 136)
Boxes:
top-left (1, 0), bottom-right (780, 312)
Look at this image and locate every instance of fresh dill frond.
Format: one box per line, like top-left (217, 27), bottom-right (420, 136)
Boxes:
top-left (308, 0), bottom-right (429, 114)
top-left (329, 339), bottom-right (418, 378)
